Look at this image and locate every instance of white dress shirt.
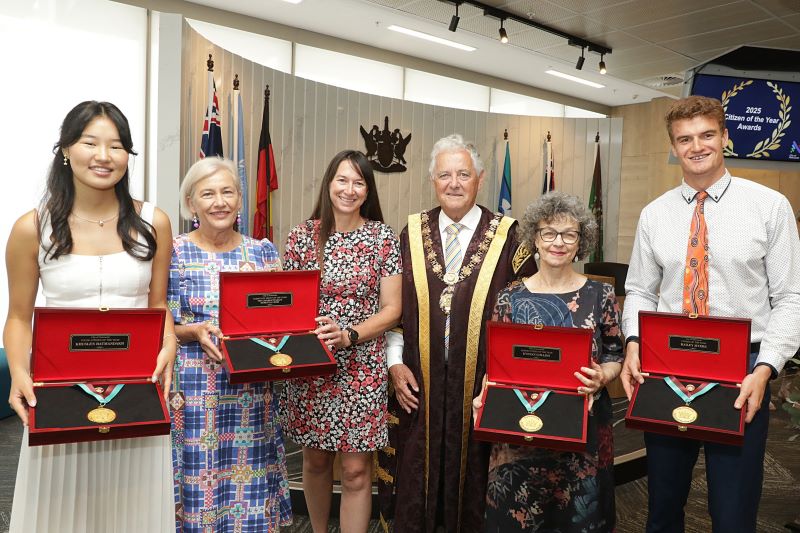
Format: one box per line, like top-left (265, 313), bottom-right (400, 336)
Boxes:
top-left (622, 171), bottom-right (800, 374)
top-left (387, 204), bottom-right (482, 368)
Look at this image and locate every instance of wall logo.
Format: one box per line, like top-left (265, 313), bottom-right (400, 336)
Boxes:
top-left (790, 140), bottom-right (800, 161)
top-left (360, 116), bottom-right (412, 173)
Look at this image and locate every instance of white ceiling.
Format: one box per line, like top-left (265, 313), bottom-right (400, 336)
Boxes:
top-left (185, 0), bottom-right (800, 107)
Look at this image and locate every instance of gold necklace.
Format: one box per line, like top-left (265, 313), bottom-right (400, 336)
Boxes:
top-left (72, 212), bottom-right (119, 228)
top-left (421, 210), bottom-right (500, 285)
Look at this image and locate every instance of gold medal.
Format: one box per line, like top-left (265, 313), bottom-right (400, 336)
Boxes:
top-left (269, 353), bottom-right (293, 367)
top-left (439, 286), bottom-right (454, 313)
top-left (672, 405), bottom-right (698, 424)
top-left (519, 414), bottom-right (543, 433)
top-left (87, 407), bottom-right (117, 424)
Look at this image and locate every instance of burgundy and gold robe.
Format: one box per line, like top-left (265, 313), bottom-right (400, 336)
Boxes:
top-left (378, 206), bottom-right (536, 533)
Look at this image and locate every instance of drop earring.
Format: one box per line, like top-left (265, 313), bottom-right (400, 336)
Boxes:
top-left (63, 154), bottom-right (69, 166)
top-left (533, 248), bottom-right (540, 261)
top-left (192, 215), bottom-right (199, 229)
top-left (236, 211), bottom-right (242, 228)
top-left (573, 255), bottom-right (579, 263)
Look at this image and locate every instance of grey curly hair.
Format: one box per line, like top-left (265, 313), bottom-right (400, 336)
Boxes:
top-left (519, 191), bottom-right (598, 261)
top-left (428, 134), bottom-right (484, 176)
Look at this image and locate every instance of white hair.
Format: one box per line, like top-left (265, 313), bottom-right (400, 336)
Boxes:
top-left (428, 134), bottom-right (484, 176)
top-left (178, 157), bottom-right (240, 219)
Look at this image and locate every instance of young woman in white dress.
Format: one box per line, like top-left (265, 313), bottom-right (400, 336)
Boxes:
top-left (4, 101), bottom-right (176, 533)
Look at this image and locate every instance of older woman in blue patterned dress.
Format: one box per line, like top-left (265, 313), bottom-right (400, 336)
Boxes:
top-left (474, 191), bottom-right (624, 532)
top-left (168, 158), bottom-right (291, 532)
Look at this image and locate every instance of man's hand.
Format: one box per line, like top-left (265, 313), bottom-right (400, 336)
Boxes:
top-left (620, 341), bottom-right (646, 400)
top-left (389, 364), bottom-right (419, 413)
top-left (735, 365), bottom-right (772, 423)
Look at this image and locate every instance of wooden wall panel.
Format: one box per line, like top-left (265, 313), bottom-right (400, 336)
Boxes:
top-left (182, 25), bottom-right (623, 257)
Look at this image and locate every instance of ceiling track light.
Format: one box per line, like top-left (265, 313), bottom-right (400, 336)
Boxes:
top-left (599, 54), bottom-right (607, 74)
top-left (576, 46), bottom-right (585, 70)
top-left (449, 2), bottom-right (461, 32)
top-left (498, 19), bottom-right (509, 44)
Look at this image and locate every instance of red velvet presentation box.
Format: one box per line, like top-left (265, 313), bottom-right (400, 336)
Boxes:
top-left (473, 321), bottom-right (591, 452)
top-left (625, 311), bottom-right (751, 445)
top-left (28, 308), bottom-right (170, 446)
top-left (220, 270), bottom-right (336, 384)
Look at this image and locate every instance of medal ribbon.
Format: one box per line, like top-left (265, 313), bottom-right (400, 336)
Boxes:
top-left (77, 383), bottom-right (125, 406)
top-left (251, 335), bottom-right (290, 352)
top-left (513, 389), bottom-right (551, 414)
top-left (664, 376), bottom-right (718, 404)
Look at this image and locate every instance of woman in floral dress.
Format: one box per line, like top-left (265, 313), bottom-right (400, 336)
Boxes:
top-left (474, 191), bottom-right (624, 532)
top-left (168, 157), bottom-right (291, 532)
top-left (281, 149), bottom-right (402, 533)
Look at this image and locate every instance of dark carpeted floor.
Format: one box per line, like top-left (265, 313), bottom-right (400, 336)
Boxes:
top-left (1, 378), bottom-right (798, 532)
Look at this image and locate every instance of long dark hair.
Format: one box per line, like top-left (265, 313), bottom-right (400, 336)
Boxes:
top-left (40, 101), bottom-right (156, 261)
top-left (310, 150), bottom-right (384, 267)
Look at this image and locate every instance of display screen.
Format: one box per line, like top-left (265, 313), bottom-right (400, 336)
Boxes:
top-left (691, 73), bottom-right (799, 162)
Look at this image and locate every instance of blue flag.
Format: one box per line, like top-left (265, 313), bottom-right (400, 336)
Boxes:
top-left (234, 91), bottom-right (249, 235)
top-left (498, 141), bottom-right (511, 215)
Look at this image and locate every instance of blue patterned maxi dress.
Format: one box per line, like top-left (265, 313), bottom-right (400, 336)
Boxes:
top-left (485, 279), bottom-right (624, 533)
top-left (168, 234), bottom-right (292, 533)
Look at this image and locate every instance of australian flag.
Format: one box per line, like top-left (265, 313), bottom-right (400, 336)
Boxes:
top-left (200, 73), bottom-right (223, 159)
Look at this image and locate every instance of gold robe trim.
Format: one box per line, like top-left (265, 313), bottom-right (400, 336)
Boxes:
top-left (407, 213), bottom-right (432, 498)
top-left (456, 215), bottom-right (514, 530)
top-left (512, 241), bottom-right (532, 274)
top-left (377, 465), bottom-right (395, 486)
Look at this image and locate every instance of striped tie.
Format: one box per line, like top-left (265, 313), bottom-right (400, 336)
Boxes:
top-left (444, 223), bottom-right (464, 353)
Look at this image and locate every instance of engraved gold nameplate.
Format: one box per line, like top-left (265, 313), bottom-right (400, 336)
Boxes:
top-left (87, 407), bottom-right (117, 424)
top-left (269, 353), bottom-right (293, 367)
top-left (672, 405), bottom-right (698, 424)
top-left (519, 414), bottom-right (543, 433)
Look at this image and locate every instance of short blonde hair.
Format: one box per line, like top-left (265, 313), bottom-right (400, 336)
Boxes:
top-left (179, 157), bottom-right (240, 218)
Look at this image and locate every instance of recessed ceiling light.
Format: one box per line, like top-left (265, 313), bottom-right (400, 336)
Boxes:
top-left (545, 70), bottom-right (605, 88)
top-left (387, 25), bottom-right (476, 52)
top-left (280, 0), bottom-right (302, 4)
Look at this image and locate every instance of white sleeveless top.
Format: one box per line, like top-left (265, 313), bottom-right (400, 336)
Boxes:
top-left (38, 202), bottom-right (154, 308)
top-left (11, 201), bottom-right (173, 533)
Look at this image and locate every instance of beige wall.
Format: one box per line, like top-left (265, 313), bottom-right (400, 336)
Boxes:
top-left (611, 97), bottom-right (800, 263)
top-left (183, 25), bottom-right (624, 258)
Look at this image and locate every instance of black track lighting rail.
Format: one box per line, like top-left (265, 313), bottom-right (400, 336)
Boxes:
top-left (439, 0), bottom-right (612, 56)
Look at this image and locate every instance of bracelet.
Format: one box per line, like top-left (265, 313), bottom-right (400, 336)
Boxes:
top-left (163, 333), bottom-right (181, 346)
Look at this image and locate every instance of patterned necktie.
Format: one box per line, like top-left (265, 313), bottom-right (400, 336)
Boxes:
top-left (444, 223), bottom-right (464, 354)
top-left (683, 191), bottom-right (709, 316)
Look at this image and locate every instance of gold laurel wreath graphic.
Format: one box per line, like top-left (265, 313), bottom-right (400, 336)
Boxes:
top-left (720, 80), bottom-right (753, 157)
top-left (746, 82), bottom-right (792, 159)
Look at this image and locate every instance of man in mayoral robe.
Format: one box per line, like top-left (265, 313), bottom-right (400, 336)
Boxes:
top-left (378, 134), bottom-right (536, 532)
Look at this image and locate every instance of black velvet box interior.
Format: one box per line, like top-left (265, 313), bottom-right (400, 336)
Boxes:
top-left (33, 382), bottom-right (166, 429)
top-left (627, 376), bottom-right (741, 432)
top-left (478, 386), bottom-right (586, 440)
top-left (225, 334), bottom-right (333, 370)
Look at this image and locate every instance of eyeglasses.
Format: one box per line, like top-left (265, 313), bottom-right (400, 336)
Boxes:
top-left (537, 228), bottom-right (580, 244)
top-left (434, 170), bottom-right (476, 182)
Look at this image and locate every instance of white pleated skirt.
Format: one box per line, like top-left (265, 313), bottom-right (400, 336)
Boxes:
top-left (9, 430), bottom-right (173, 533)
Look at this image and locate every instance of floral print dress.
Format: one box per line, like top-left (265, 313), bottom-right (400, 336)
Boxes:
top-left (280, 220), bottom-right (402, 452)
top-left (485, 279), bottom-right (623, 533)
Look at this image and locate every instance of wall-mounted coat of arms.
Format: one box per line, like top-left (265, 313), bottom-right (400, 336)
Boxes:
top-left (360, 116), bottom-right (412, 173)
